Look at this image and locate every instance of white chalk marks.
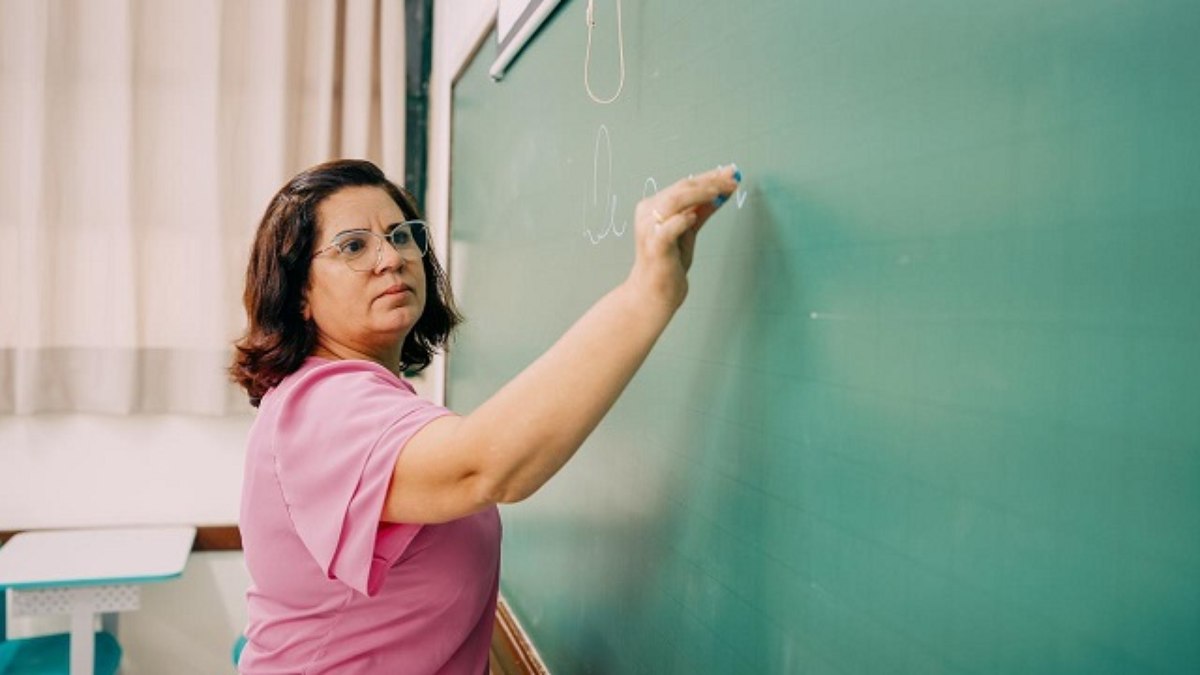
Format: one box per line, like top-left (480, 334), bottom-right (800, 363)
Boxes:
top-left (584, 124), bottom-right (628, 244)
top-left (584, 129), bottom-right (749, 245)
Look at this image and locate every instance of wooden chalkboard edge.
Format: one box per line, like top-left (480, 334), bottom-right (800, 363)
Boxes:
top-left (0, 524), bottom-right (242, 551)
top-left (489, 594), bottom-right (551, 675)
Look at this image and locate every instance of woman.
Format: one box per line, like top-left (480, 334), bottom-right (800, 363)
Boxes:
top-left (231, 159), bottom-right (740, 673)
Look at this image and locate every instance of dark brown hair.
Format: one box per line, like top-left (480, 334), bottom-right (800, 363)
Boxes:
top-left (230, 159), bottom-right (461, 406)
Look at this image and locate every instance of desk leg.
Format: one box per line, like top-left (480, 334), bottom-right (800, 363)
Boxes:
top-left (70, 605), bottom-right (96, 675)
top-left (11, 585), bottom-right (135, 675)
top-left (102, 611), bottom-right (120, 638)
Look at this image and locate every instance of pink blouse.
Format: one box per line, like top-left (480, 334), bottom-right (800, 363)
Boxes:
top-left (238, 358), bottom-right (501, 674)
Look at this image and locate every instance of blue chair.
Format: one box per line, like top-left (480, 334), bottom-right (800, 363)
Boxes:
top-left (0, 588), bottom-right (121, 675)
top-left (231, 633), bottom-right (247, 666)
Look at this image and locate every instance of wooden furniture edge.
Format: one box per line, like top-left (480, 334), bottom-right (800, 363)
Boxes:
top-left (489, 594), bottom-right (550, 675)
top-left (1, 525), bottom-right (242, 551)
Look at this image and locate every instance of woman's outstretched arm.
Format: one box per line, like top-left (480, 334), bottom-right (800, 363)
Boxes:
top-left (383, 165), bottom-right (741, 524)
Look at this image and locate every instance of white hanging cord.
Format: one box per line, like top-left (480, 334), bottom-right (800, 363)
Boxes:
top-left (584, 0), bottom-right (625, 104)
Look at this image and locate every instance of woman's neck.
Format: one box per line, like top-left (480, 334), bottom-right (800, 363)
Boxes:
top-left (311, 340), bottom-right (402, 376)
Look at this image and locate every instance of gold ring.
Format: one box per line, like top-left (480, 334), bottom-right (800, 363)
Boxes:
top-left (652, 209), bottom-right (666, 224)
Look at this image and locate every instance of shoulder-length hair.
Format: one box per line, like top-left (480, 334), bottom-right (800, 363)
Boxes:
top-left (230, 159), bottom-right (461, 406)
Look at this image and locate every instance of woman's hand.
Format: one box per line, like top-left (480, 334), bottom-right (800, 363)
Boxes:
top-left (626, 164), bottom-right (741, 312)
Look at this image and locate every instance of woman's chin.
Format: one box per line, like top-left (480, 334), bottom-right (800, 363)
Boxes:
top-left (373, 313), bottom-right (418, 339)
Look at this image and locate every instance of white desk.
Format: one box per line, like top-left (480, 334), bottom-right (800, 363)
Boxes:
top-left (0, 525), bottom-right (196, 675)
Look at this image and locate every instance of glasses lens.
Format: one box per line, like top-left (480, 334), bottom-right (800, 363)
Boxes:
top-left (327, 223), bottom-right (428, 272)
top-left (389, 221), bottom-right (429, 259)
top-left (335, 233), bottom-right (378, 271)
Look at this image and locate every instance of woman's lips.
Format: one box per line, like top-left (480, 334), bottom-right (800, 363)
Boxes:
top-left (379, 283), bottom-right (409, 298)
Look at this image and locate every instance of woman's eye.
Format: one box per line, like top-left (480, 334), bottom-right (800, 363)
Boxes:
top-left (389, 229), bottom-right (412, 247)
top-left (337, 237), bottom-right (368, 256)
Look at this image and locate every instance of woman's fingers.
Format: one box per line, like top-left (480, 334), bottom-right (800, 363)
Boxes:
top-left (654, 209), bottom-right (699, 242)
top-left (644, 164), bottom-right (739, 228)
top-left (626, 164), bottom-right (742, 306)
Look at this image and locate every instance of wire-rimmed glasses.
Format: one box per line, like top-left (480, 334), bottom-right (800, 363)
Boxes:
top-left (312, 220), bottom-right (429, 272)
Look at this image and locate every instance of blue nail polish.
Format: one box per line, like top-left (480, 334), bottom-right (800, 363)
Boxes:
top-left (731, 164), bottom-right (742, 183)
top-left (713, 194), bottom-right (728, 207)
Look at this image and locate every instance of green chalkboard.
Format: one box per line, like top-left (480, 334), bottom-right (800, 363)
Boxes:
top-left (447, 1), bottom-right (1200, 672)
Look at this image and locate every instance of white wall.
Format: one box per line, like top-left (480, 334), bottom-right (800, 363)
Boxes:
top-left (1, 3), bottom-right (499, 672)
top-left (0, 414), bottom-right (248, 530)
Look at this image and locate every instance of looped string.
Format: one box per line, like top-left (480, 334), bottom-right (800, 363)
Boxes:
top-left (584, 0), bottom-right (625, 104)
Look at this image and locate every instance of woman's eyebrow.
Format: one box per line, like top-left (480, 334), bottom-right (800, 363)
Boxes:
top-left (331, 227), bottom-right (371, 238)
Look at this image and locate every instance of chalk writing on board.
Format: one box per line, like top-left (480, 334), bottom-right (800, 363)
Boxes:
top-left (583, 124), bottom-right (628, 245)
top-left (585, 141), bottom-right (750, 245)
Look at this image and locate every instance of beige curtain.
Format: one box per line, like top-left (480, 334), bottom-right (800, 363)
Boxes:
top-left (0, 0), bottom-right (406, 415)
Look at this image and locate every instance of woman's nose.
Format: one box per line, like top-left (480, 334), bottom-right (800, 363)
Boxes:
top-left (375, 235), bottom-right (406, 272)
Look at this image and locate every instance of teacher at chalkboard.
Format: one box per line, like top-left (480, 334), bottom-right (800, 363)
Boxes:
top-left (229, 158), bottom-right (740, 674)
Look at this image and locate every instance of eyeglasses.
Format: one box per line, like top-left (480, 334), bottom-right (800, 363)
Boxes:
top-left (312, 220), bottom-right (429, 272)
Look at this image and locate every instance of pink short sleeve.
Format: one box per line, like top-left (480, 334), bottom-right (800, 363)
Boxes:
top-left (269, 360), bottom-right (452, 596)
